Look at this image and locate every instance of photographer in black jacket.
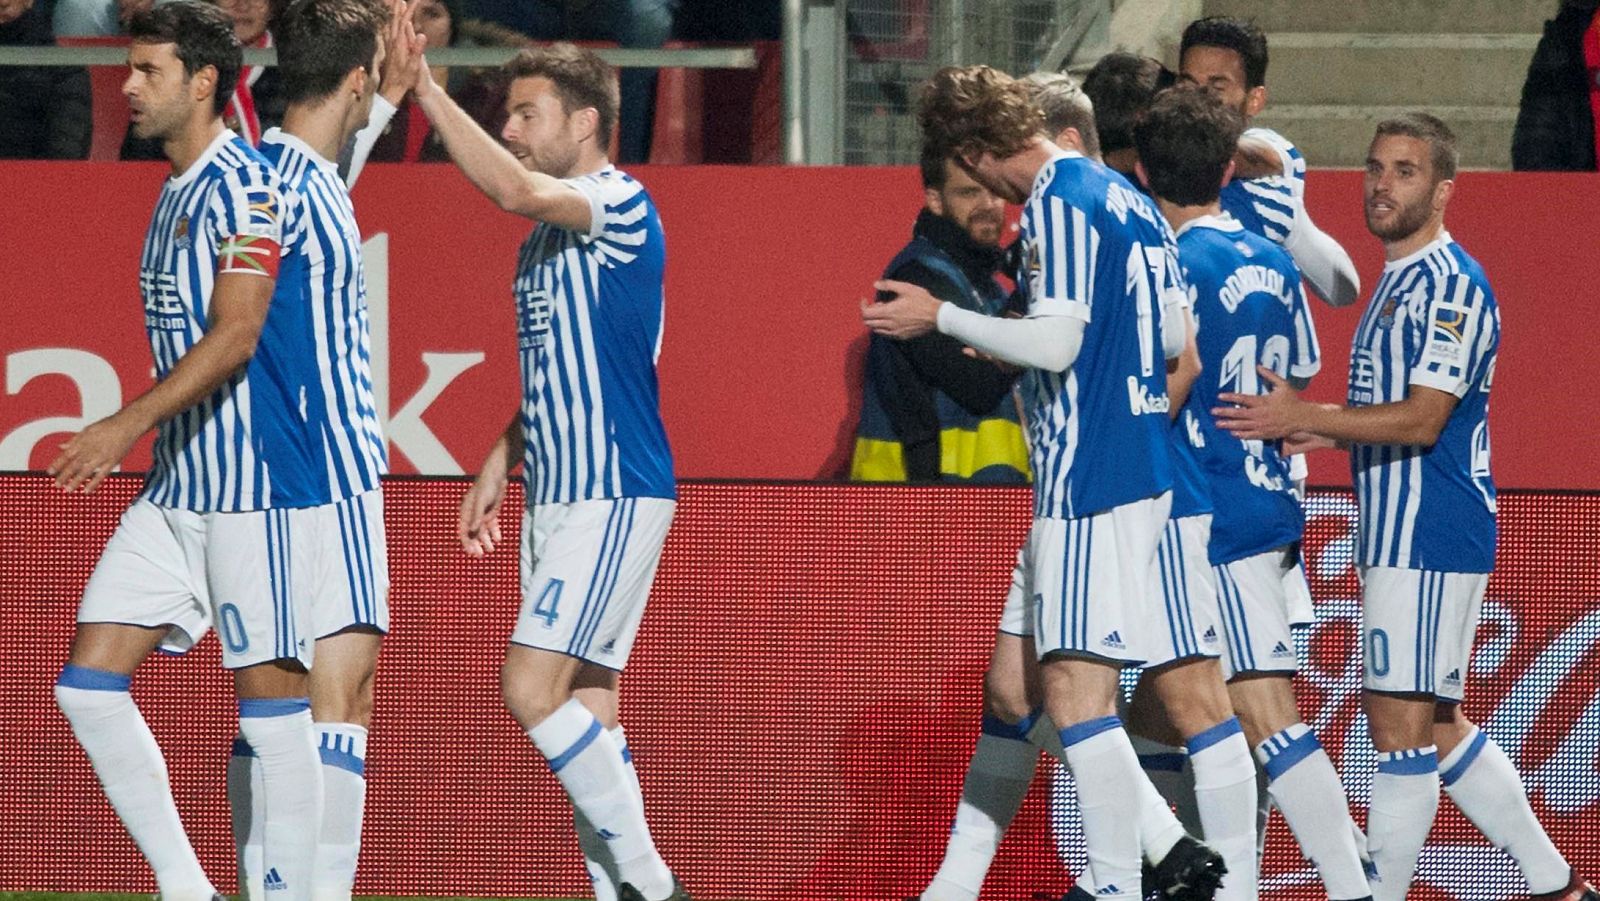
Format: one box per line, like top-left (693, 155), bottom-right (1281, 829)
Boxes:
top-left (850, 145), bottom-right (1029, 484)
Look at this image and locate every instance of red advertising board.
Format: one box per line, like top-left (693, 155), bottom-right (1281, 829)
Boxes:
top-left (1, 475), bottom-right (1595, 899)
top-left (2, 164), bottom-right (1599, 488)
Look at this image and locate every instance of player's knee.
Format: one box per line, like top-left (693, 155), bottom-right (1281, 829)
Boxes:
top-left (500, 663), bottom-right (572, 730)
top-left (982, 669), bottom-right (1034, 724)
top-left (313, 680), bottom-right (374, 729)
top-left (54, 665), bottom-right (132, 723)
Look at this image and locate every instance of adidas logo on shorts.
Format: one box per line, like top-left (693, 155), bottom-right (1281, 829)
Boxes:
top-left (1202, 626), bottom-right (1218, 643)
top-left (264, 868), bottom-right (287, 891)
top-left (1271, 641), bottom-right (1294, 659)
top-left (1101, 631), bottom-right (1126, 651)
top-left (1443, 668), bottom-right (1462, 685)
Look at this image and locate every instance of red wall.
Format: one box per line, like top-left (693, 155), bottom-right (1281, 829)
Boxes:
top-left (2, 476), bottom-right (1597, 899)
top-left (1, 164), bottom-right (1596, 487)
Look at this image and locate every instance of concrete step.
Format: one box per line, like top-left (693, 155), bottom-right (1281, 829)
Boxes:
top-left (1265, 33), bottom-right (1537, 107)
top-left (1255, 105), bottom-right (1517, 170)
top-left (1200, 0), bottom-right (1551, 35)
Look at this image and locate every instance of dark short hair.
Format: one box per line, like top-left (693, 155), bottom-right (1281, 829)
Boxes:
top-left (128, 1), bottom-right (241, 116)
top-left (1374, 112), bottom-right (1459, 181)
top-left (1133, 85), bottom-right (1244, 206)
top-left (919, 142), bottom-right (950, 190)
top-left (504, 43), bottom-right (619, 143)
top-left (1180, 16), bottom-right (1269, 89)
top-left (917, 65), bottom-right (1044, 164)
top-left (1022, 71), bottom-right (1100, 158)
top-left (274, 0), bottom-right (388, 105)
top-left (1081, 52), bottom-right (1174, 155)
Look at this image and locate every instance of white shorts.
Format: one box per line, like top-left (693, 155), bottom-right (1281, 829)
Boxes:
top-left (1283, 554), bottom-right (1315, 626)
top-left (1214, 546), bottom-right (1300, 680)
top-left (512, 497), bottom-right (675, 670)
top-left (1147, 515), bottom-right (1223, 668)
top-left (1360, 566), bottom-right (1487, 702)
top-left (78, 498), bottom-right (315, 670)
top-left (1027, 493), bottom-right (1171, 663)
top-left (302, 490), bottom-right (390, 639)
top-left (998, 546), bottom-right (1032, 636)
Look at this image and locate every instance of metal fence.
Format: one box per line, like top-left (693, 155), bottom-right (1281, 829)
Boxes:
top-left (839, 0), bottom-right (1107, 164)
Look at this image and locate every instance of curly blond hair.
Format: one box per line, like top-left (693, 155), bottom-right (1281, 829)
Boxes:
top-left (917, 65), bottom-right (1044, 163)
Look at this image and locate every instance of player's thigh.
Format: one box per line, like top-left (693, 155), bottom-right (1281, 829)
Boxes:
top-left (203, 507), bottom-right (315, 672)
top-left (984, 629), bottom-right (1040, 722)
top-left (1031, 493), bottom-right (1169, 665)
top-left (511, 497), bottom-right (675, 671)
top-left (1039, 653), bottom-right (1123, 726)
top-left (1146, 514), bottom-right (1224, 670)
top-left (1360, 566), bottom-right (1485, 702)
top-left (308, 490), bottom-right (391, 643)
top-left (75, 499), bottom-right (212, 663)
top-left (1214, 546), bottom-right (1299, 681)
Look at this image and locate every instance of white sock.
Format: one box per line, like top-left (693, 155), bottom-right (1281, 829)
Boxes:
top-left (1130, 732), bottom-right (1202, 836)
top-left (55, 666), bottom-right (215, 901)
top-left (1442, 727), bottom-right (1570, 895)
top-left (576, 724), bottom-right (640, 901)
top-left (1187, 718), bottom-right (1258, 901)
top-left (1255, 724), bottom-right (1370, 900)
top-left (237, 698), bottom-right (324, 901)
top-left (228, 737), bottom-right (265, 901)
top-left (1367, 746), bottom-right (1440, 901)
top-left (1060, 716), bottom-right (1143, 901)
top-left (313, 723), bottom-right (368, 901)
top-left (529, 699), bottom-right (673, 900)
top-left (923, 714), bottom-right (1040, 901)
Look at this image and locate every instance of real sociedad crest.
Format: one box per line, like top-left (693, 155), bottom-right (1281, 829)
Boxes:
top-left (174, 215), bottom-right (192, 250)
top-left (1377, 297), bottom-right (1397, 329)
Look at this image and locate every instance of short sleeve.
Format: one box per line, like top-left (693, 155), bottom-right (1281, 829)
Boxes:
top-left (1024, 194), bottom-right (1095, 321)
top-left (208, 164), bottom-right (284, 278)
top-left (1287, 276), bottom-right (1322, 379)
top-left (567, 171), bottom-right (652, 253)
top-left (1409, 274), bottom-right (1491, 398)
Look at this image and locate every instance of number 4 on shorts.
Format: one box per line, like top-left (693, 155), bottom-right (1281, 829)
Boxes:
top-left (532, 578), bottom-right (564, 626)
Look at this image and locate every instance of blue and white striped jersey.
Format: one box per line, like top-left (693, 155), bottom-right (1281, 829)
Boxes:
top-left (1168, 412), bottom-right (1212, 519)
top-left (1177, 214), bottom-right (1318, 564)
top-left (514, 166), bottom-right (674, 506)
top-left (1017, 151), bottom-right (1175, 519)
top-left (138, 130), bottom-right (323, 512)
top-left (1220, 128), bottom-right (1306, 246)
top-left (1349, 233), bottom-right (1499, 572)
top-left (259, 129), bottom-right (387, 502)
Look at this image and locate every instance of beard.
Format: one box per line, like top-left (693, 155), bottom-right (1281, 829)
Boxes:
top-left (1365, 193), bottom-right (1434, 242)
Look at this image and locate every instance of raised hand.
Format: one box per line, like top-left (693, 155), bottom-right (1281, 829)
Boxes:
top-left (379, 0), bottom-right (429, 105)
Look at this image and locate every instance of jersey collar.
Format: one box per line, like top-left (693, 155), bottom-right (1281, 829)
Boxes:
top-left (1030, 148), bottom-right (1081, 198)
top-left (1173, 211), bottom-right (1243, 239)
top-left (169, 128), bottom-right (238, 187)
top-left (1382, 230), bottom-right (1454, 272)
top-left (261, 127), bottom-right (337, 173)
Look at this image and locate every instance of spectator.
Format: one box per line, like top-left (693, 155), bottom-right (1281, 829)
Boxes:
top-left (52, 0), bottom-right (156, 36)
top-left (1512, 0), bottom-right (1600, 170)
top-left (358, 0), bottom-right (506, 163)
top-left (849, 145), bottom-right (1029, 484)
top-left (0, 0), bottom-right (92, 159)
